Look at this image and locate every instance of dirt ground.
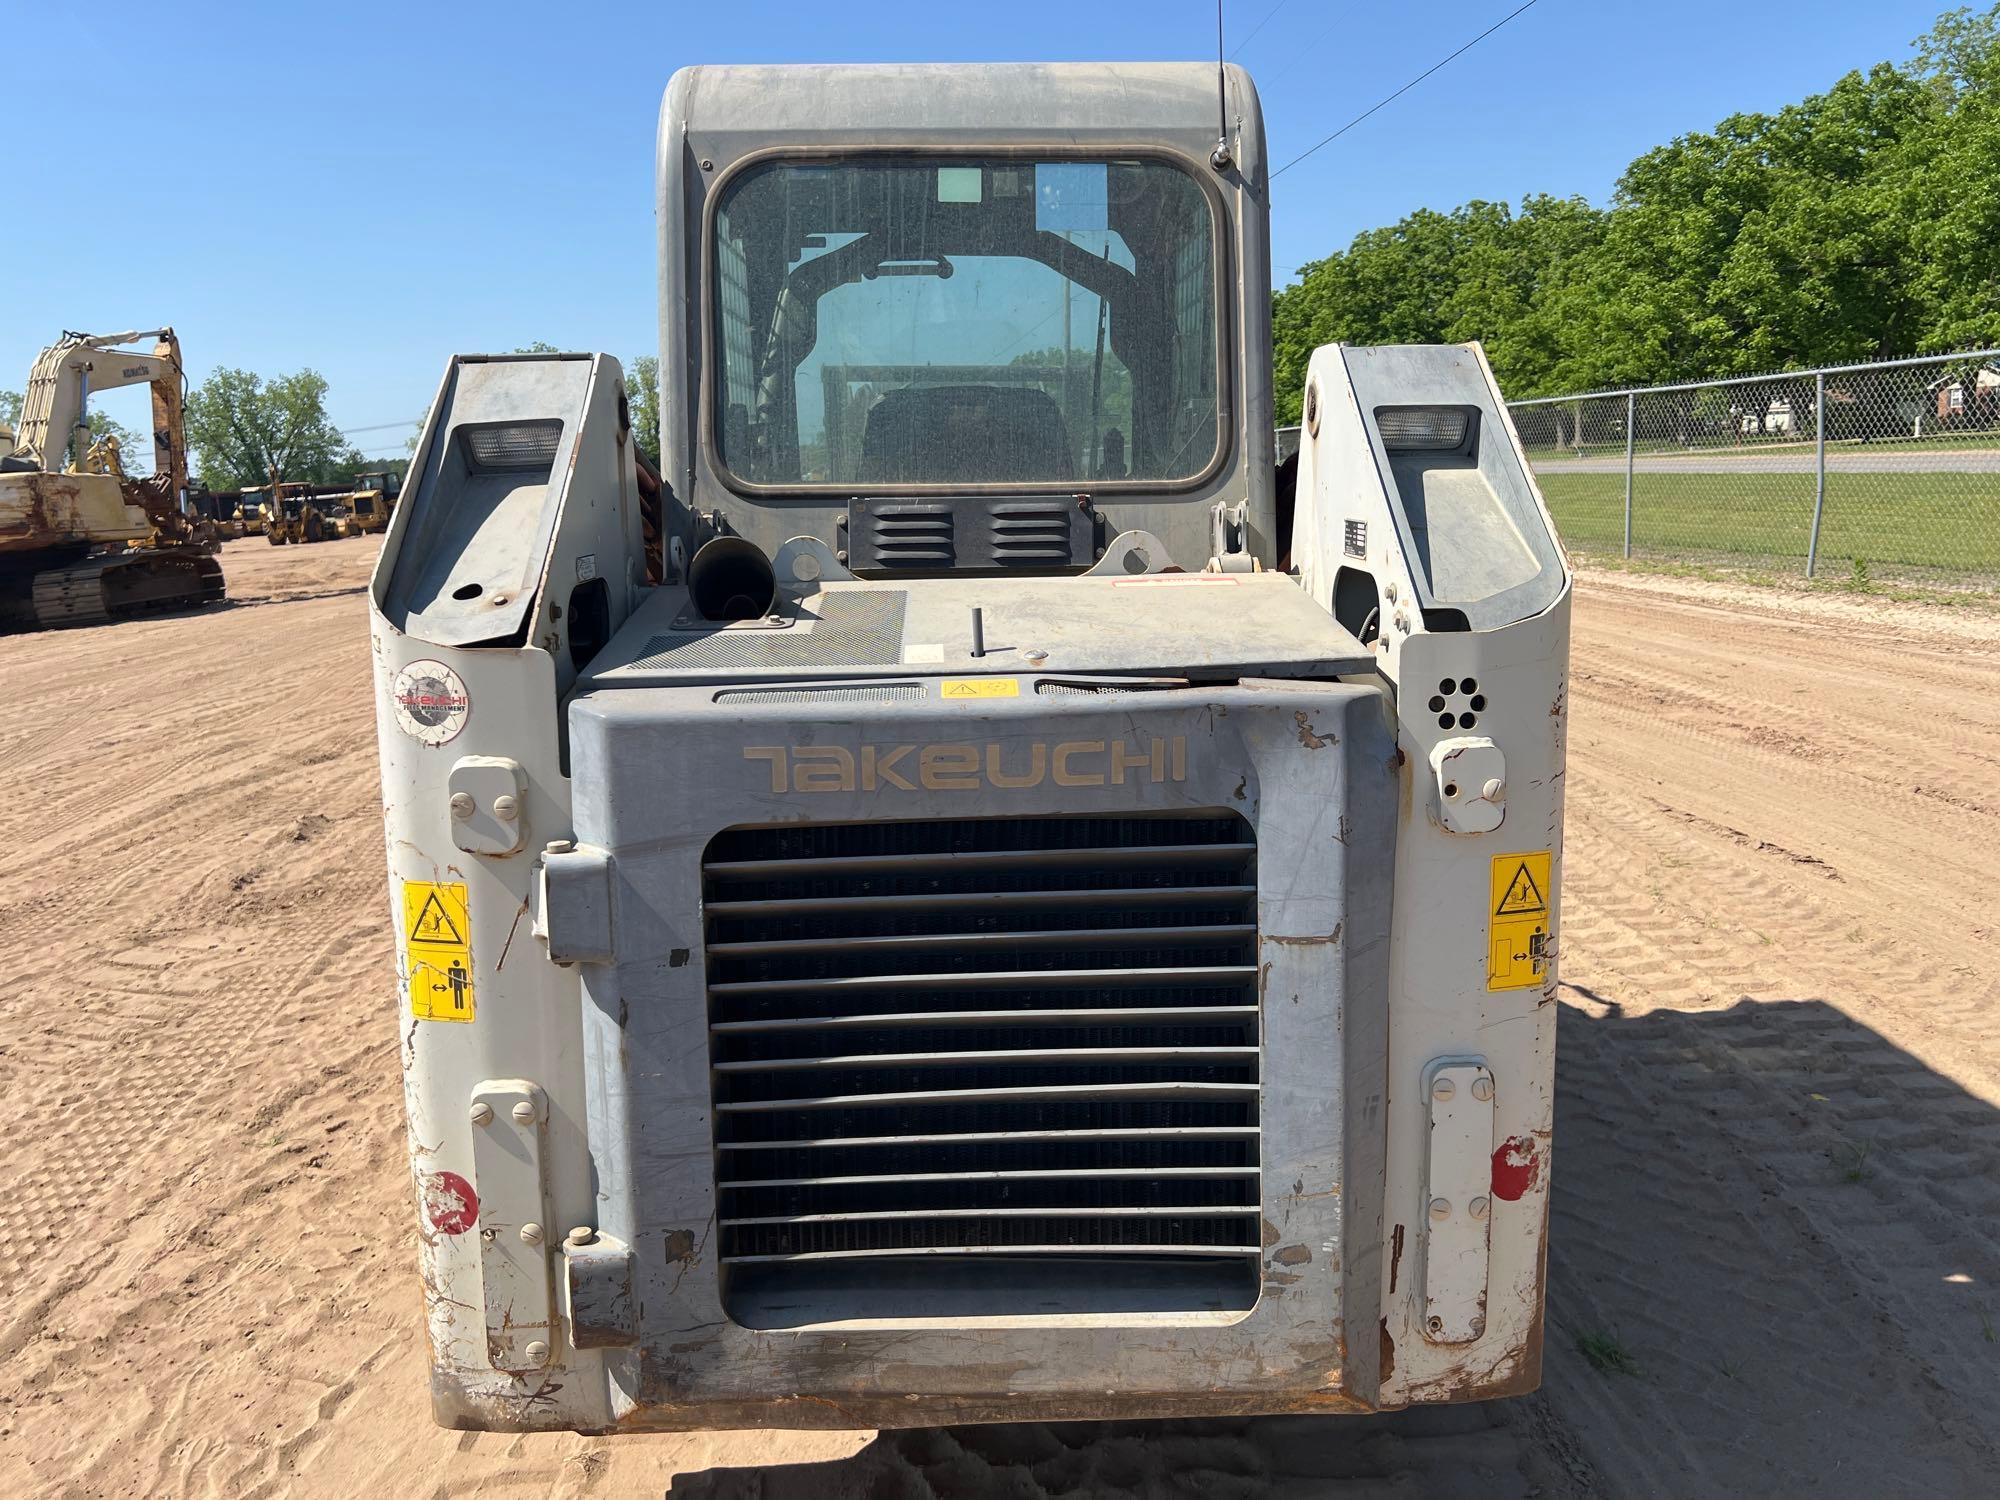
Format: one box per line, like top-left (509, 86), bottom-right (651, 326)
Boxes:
top-left (2, 537), bottom-right (1996, 1498)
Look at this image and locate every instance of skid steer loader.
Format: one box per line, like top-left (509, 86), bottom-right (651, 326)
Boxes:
top-left (372, 62), bottom-right (1569, 1435)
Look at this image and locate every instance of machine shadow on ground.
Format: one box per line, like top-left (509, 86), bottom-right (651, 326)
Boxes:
top-left (664, 995), bottom-right (2000, 1499)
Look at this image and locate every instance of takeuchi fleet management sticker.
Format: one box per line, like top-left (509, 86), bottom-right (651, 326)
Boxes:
top-left (404, 880), bottom-right (474, 1022)
top-left (391, 659), bottom-right (471, 746)
top-left (1488, 850), bottom-right (1553, 990)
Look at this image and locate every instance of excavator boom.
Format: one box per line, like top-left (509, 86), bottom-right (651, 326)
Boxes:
top-left (0, 327), bottom-right (224, 629)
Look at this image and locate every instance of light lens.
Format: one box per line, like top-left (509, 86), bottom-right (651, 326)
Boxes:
top-left (1375, 406), bottom-right (1470, 451)
top-left (462, 420), bottom-right (561, 472)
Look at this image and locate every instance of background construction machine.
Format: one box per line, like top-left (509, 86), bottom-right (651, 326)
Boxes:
top-left (344, 470), bottom-right (401, 534)
top-left (233, 488), bottom-right (268, 535)
top-left (375, 62), bottom-right (1569, 1435)
top-left (0, 329), bottom-right (225, 629)
top-left (262, 479), bottom-right (345, 545)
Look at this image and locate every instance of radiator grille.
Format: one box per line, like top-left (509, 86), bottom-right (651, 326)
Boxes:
top-left (702, 813), bottom-right (1260, 1288)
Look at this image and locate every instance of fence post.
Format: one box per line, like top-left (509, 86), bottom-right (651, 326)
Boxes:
top-left (1806, 369), bottom-right (1826, 578)
top-left (1623, 391), bottom-right (1635, 558)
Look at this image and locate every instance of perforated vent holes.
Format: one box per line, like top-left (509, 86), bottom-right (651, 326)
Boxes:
top-left (1426, 676), bottom-right (1488, 732)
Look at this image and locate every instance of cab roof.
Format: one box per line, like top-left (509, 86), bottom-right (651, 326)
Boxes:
top-left (660, 62), bottom-right (1265, 181)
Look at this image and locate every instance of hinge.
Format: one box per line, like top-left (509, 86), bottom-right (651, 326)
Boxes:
top-left (539, 842), bottom-right (613, 964)
top-left (469, 1079), bottom-right (556, 1372)
top-left (1421, 1060), bottom-right (1495, 1344)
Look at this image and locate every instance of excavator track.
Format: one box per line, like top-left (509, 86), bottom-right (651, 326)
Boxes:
top-left (26, 547), bottom-right (226, 629)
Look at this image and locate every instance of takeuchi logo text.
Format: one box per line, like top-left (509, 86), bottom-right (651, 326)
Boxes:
top-left (745, 737), bottom-right (1189, 793)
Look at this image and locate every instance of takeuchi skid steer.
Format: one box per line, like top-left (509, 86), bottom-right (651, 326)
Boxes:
top-left (371, 62), bottom-right (1570, 1434)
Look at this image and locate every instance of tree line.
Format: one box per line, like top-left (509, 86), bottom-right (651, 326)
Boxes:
top-left (1272, 5), bottom-right (2000, 421)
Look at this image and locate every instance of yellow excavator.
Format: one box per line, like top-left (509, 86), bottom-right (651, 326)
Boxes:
top-left (0, 328), bottom-right (225, 629)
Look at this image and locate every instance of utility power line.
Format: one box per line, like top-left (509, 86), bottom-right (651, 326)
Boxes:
top-left (1228, 0), bottom-right (1290, 58)
top-left (1271, 0), bottom-right (1542, 181)
top-left (341, 419), bottom-right (421, 434)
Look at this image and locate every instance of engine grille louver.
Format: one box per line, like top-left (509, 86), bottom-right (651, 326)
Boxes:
top-left (846, 496), bottom-right (1093, 574)
top-left (701, 814), bottom-right (1261, 1288)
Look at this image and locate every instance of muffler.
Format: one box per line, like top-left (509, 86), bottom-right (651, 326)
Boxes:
top-left (688, 536), bottom-right (776, 621)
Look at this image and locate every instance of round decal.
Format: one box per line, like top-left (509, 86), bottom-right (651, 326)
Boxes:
top-left (420, 1169), bottom-right (479, 1234)
top-left (392, 659), bottom-right (471, 746)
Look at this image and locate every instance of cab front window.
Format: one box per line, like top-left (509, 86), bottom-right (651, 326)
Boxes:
top-left (710, 156), bottom-right (1221, 489)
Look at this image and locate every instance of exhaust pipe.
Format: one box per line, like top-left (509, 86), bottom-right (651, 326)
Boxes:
top-left (689, 536), bottom-right (776, 622)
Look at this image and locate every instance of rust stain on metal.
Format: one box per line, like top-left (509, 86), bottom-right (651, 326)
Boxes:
top-left (1267, 928), bottom-right (1340, 949)
top-left (1388, 1222), bottom-right (1405, 1294)
top-left (1379, 1319), bottom-right (1397, 1382)
top-left (1294, 710), bottom-right (1333, 749)
top-left (495, 897), bottom-right (531, 971)
top-left (1271, 1243), bottom-right (1313, 1266)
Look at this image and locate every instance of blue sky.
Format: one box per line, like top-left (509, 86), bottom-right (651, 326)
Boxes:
top-left (1, 0), bottom-right (1952, 459)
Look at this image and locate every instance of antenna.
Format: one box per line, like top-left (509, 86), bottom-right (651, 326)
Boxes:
top-left (1211, 1), bottom-right (1234, 171)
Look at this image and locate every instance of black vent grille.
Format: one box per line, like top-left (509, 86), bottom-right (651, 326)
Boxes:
top-left (846, 495), bottom-right (1093, 575)
top-left (989, 499), bottom-right (1084, 566)
top-left (860, 503), bottom-right (955, 569)
top-left (702, 813), bottom-right (1261, 1279)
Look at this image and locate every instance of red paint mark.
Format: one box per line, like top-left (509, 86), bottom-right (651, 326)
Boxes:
top-left (421, 1170), bottom-right (478, 1234)
top-left (1491, 1136), bottom-right (1541, 1201)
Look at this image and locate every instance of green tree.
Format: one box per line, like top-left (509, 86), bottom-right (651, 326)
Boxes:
top-left (1272, 196), bottom-right (1603, 420)
top-left (628, 354), bottom-right (660, 466)
top-left (185, 367), bottom-right (347, 490)
top-left (1271, 5), bottom-right (2000, 406)
top-left (1, 385), bottom-right (143, 466)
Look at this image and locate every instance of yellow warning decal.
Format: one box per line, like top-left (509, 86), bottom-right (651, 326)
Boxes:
top-left (940, 678), bottom-right (1020, 699)
top-left (1487, 851), bottom-right (1553, 991)
top-left (403, 880), bottom-right (474, 1022)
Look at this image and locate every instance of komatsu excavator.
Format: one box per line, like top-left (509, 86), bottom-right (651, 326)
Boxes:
top-left (0, 329), bottom-right (226, 629)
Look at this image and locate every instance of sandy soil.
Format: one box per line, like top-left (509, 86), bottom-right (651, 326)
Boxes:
top-left (1, 538), bottom-right (1995, 1498)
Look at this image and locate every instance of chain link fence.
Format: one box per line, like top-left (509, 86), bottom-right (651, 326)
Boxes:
top-left (1508, 352), bottom-right (2000, 591)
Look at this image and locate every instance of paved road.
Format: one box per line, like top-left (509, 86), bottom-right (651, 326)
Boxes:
top-left (1532, 446), bottom-right (2000, 475)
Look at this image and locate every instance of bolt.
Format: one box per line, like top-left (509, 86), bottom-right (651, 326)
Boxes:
top-left (469, 1101), bottom-right (494, 1127)
top-left (524, 1339), bottom-right (550, 1365)
top-left (1426, 1315), bottom-right (1444, 1335)
top-left (1468, 1196), bottom-right (1491, 1220)
top-left (1482, 777), bottom-right (1504, 801)
top-left (544, 838), bottom-right (575, 856)
top-left (1471, 1076), bottom-right (1495, 1102)
top-left (510, 1101), bottom-right (537, 1125)
top-left (448, 792), bottom-right (475, 820)
top-left (1432, 1077), bottom-right (1455, 1101)
top-left (1385, 581), bottom-right (1398, 603)
top-left (1025, 649), bottom-right (1047, 663)
top-left (566, 1225), bottom-right (596, 1248)
top-left (1428, 1197), bottom-right (1452, 1222)
top-left (520, 1221), bottom-right (545, 1246)
top-left (492, 794), bottom-right (519, 822)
